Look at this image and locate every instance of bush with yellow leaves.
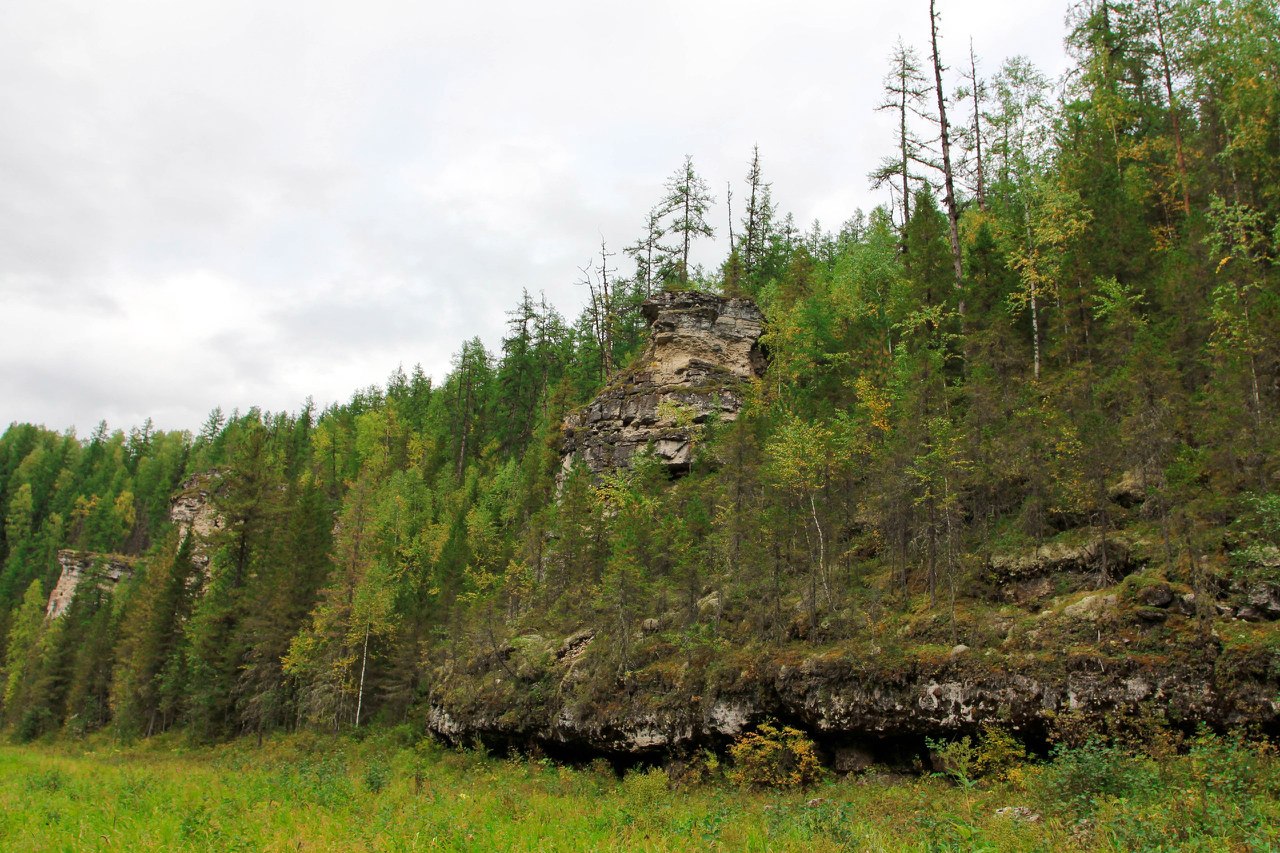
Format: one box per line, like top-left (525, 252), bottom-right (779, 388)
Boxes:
top-left (727, 722), bottom-right (823, 789)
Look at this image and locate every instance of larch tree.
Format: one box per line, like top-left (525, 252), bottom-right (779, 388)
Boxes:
top-left (626, 206), bottom-right (669, 299)
top-left (741, 145), bottom-right (776, 284)
top-left (1007, 178), bottom-right (1094, 380)
top-left (284, 471), bottom-right (396, 730)
top-left (450, 338), bottom-right (491, 479)
top-left (871, 39), bottom-right (931, 235)
top-left (660, 156), bottom-right (715, 286)
top-left (2, 578), bottom-right (46, 718)
top-left (110, 531), bottom-right (199, 736)
top-left (1145, 0), bottom-right (1191, 215)
top-left (955, 39), bottom-right (988, 210)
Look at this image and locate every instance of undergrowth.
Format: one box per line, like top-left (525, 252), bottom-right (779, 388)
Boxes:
top-left (0, 728), bottom-right (1276, 851)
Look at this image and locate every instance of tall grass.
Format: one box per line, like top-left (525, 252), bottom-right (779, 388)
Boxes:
top-left (0, 730), bottom-right (1276, 851)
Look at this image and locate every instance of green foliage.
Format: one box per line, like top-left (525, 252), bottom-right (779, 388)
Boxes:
top-left (929, 723), bottom-right (1028, 787)
top-left (2, 580), bottom-right (46, 715)
top-left (972, 723), bottom-right (1027, 781)
top-left (363, 758), bottom-right (390, 794)
top-left (1234, 492), bottom-right (1280, 572)
top-left (666, 748), bottom-right (722, 788)
top-left (0, 0), bottom-right (1279, 763)
top-left (1043, 739), bottom-right (1159, 815)
top-left (928, 735), bottom-right (978, 787)
top-left (1, 732), bottom-right (1277, 849)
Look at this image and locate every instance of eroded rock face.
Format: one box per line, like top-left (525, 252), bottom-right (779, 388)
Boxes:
top-left (169, 472), bottom-right (223, 572)
top-left (45, 474), bottom-right (223, 619)
top-left (989, 532), bottom-right (1143, 606)
top-left (426, 626), bottom-right (1278, 758)
top-left (561, 291), bottom-right (765, 477)
top-left (46, 550), bottom-right (136, 618)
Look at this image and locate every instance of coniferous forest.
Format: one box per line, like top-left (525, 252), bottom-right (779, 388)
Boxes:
top-left (2, 3), bottom-right (1280, 834)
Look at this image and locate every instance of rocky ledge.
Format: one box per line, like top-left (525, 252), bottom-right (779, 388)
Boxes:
top-left (46, 550), bottom-right (137, 618)
top-left (426, 563), bottom-right (1280, 762)
top-left (560, 290), bottom-right (765, 477)
top-left (425, 623), bottom-right (1279, 761)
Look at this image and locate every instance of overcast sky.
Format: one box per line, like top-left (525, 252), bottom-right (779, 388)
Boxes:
top-left (1, 0), bottom-right (1072, 434)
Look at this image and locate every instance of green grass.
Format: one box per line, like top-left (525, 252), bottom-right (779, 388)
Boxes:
top-left (1, 730), bottom-right (1277, 851)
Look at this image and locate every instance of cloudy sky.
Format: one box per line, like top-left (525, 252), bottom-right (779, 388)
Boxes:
top-left (1, 0), bottom-right (1072, 434)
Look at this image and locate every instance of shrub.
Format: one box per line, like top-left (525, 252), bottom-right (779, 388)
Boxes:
top-left (1084, 733), bottom-right (1280, 850)
top-left (1045, 706), bottom-right (1183, 757)
top-left (1043, 739), bottom-right (1158, 815)
top-left (927, 735), bottom-right (978, 787)
top-left (926, 724), bottom-right (1028, 786)
top-left (364, 759), bottom-right (390, 794)
top-left (1043, 708), bottom-right (1103, 750)
top-left (622, 766), bottom-right (670, 809)
top-left (15, 707), bottom-right (54, 743)
top-left (24, 768), bottom-right (65, 793)
top-left (727, 722), bottom-right (822, 789)
top-left (666, 748), bottom-right (721, 788)
top-left (973, 723), bottom-right (1027, 781)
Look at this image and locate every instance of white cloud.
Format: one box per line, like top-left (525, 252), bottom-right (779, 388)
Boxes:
top-left (0, 0), bottom-right (1072, 432)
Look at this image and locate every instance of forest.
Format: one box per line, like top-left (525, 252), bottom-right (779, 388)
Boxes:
top-left (0, 0), bottom-right (1278, 767)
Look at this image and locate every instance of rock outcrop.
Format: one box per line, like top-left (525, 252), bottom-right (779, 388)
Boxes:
top-left (45, 473), bottom-right (224, 619)
top-left (560, 290), bottom-right (765, 477)
top-left (46, 550), bottom-right (137, 618)
top-left (988, 531), bottom-right (1144, 606)
top-left (169, 472), bottom-right (223, 572)
top-left (426, 622), bottom-right (1279, 759)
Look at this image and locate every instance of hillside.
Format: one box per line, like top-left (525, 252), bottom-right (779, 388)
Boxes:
top-left (1, 0), bottom-right (1278, 776)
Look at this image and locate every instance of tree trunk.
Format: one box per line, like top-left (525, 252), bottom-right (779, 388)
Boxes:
top-left (809, 493), bottom-right (831, 608)
top-left (968, 40), bottom-right (986, 210)
top-left (899, 70), bottom-right (912, 233)
top-left (929, 0), bottom-right (965, 306)
top-left (355, 623), bottom-right (370, 728)
top-left (1152, 0), bottom-right (1191, 216)
top-left (726, 182), bottom-right (735, 254)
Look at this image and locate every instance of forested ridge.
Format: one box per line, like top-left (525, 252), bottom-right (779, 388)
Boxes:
top-left (1, 0), bottom-right (1278, 752)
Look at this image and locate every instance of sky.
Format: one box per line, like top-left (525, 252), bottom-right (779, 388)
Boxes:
top-left (0, 0), bottom-right (1073, 434)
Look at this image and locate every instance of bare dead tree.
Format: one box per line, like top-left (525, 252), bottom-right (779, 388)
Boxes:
top-left (928, 0), bottom-right (965, 303)
top-left (726, 181), bottom-right (735, 254)
top-left (960, 39), bottom-right (987, 210)
top-left (577, 239), bottom-right (618, 381)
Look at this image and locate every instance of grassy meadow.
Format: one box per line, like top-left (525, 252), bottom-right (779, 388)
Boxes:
top-left (1, 729), bottom-right (1278, 851)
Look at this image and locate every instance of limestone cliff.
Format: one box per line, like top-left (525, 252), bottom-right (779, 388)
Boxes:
top-left (169, 472), bottom-right (223, 572)
top-left (560, 290), bottom-right (765, 477)
top-left (45, 473), bottom-right (222, 618)
top-left (426, 599), bottom-right (1279, 759)
top-left (425, 530), bottom-right (1280, 759)
top-left (46, 550), bottom-right (137, 618)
